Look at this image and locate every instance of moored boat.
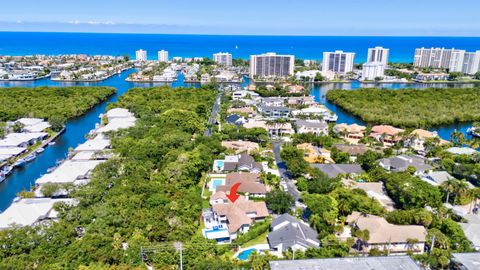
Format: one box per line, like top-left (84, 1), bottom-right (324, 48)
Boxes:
top-left (48, 141), bottom-right (56, 146)
top-left (14, 159), bottom-right (26, 167)
top-left (36, 147), bottom-right (45, 154)
top-left (467, 127), bottom-right (480, 138)
top-left (25, 153), bottom-right (36, 162)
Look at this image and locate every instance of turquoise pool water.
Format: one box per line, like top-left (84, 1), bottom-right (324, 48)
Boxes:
top-left (237, 248), bottom-right (257, 261)
top-left (211, 179), bottom-right (224, 190)
top-left (214, 160), bottom-right (224, 169)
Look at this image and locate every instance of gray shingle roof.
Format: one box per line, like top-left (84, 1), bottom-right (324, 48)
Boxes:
top-left (268, 214), bottom-right (319, 251)
top-left (310, 164), bottom-right (364, 178)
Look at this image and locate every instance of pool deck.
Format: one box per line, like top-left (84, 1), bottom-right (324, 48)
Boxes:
top-left (233, 244), bottom-right (270, 260)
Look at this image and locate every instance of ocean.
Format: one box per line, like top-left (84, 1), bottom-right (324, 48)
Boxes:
top-left (1, 32), bottom-right (480, 62)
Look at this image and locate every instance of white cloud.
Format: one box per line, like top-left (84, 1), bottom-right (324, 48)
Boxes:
top-left (67, 20), bottom-right (115, 25)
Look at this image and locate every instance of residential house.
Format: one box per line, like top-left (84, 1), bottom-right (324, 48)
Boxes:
top-left (202, 193), bottom-right (269, 243)
top-left (345, 211), bottom-right (427, 254)
top-left (213, 153), bottom-right (263, 173)
top-left (267, 213), bottom-right (319, 253)
top-left (451, 253), bottom-right (480, 270)
top-left (297, 143), bottom-right (334, 163)
top-left (291, 106), bottom-right (338, 122)
top-left (0, 132), bottom-right (48, 148)
top-left (269, 256), bottom-right (423, 270)
top-left (406, 129), bottom-right (449, 154)
top-left (286, 96), bottom-right (315, 107)
top-left (421, 171), bottom-right (455, 186)
top-left (344, 180), bottom-right (395, 211)
top-left (221, 141), bottom-right (260, 154)
top-left (310, 164), bottom-right (364, 178)
top-left (257, 105), bottom-right (291, 119)
top-left (332, 144), bottom-right (370, 161)
top-left (379, 155), bottom-right (433, 175)
top-left (261, 97), bottom-right (285, 107)
top-left (243, 120), bottom-right (294, 137)
top-left (215, 172), bottom-right (267, 197)
top-left (227, 106), bottom-right (256, 118)
top-left (225, 114), bottom-right (247, 127)
top-left (446, 147), bottom-right (479, 156)
top-left (333, 123), bottom-right (367, 143)
top-left (15, 118), bottom-right (51, 133)
top-left (370, 125), bottom-right (405, 146)
top-left (458, 214), bottom-right (480, 251)
top-left (295, 120), bottom-right (328, 136)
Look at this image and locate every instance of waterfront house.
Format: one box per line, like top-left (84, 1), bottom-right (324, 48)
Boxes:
top-left (74, 134), bottom-right (111, 152)
top-left (345, 211), bottom-right (427, 254)
top-left (0, 147), bottom-right (27, 162)
top-left (405, 129), bottom-right (449, 154)
top-left (310, 163), bottom-right (364, 178)
top-left (379, 155), bottom-right (433, 175)
top-left (286, 96), bottom-right (315, 107)
top-left (36, 160), bottom-right (105, 186)
top-left (333, 123), bottom-right (366, 143)
top-left (370, 125), bottom-right (405, 146)
top-left (202, 192), bottom-right (268, 243)
top-left (291, 106), bottom-right (338, 122)
top-left (15, 118), bottom-right (51, 133)
top-left (261, 97), bottom-right (285, 107)
top-left (0, 198), bottom-right (76, 230)
top-left (267, 213), bottom-right (319, 253)
top-left (215, 172), bottom-right (267, 197)
top-left (294, 120), bottom-right (328, 136)
top-left (0, 132), bottom-right (48, 148)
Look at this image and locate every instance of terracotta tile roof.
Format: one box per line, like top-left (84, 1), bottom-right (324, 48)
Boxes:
top-left (216, 172), bottom-right (266, 194)
top-left (371, 125), bottom-right (405, 136)
top-left (211, 195), bottom-right (269, 233)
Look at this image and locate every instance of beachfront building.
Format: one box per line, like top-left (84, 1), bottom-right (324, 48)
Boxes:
top-left (213, 52), bottom-right (233, 66)
top-left (367, 46), bottom-right (389, 66)
top-left (135, 49), bottom-right (147, 62)
top-left (322, 50), bottom-right (355, 75)
top-left (462, 51), bottom-right (480, 74)
top-left (344, 211), bottom-right (427, 254)
top-left (249, 53), bottom-right (295, 79)
top-left (157, 50), bottom-right (168, 62)
top-left (412, 47), bottom-right (480, 73)
top-left (362, 62), bottom-right (385, 80)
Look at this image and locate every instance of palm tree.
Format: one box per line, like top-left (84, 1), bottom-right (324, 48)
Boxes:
top-left (441, 178), bottom-right (458, 204)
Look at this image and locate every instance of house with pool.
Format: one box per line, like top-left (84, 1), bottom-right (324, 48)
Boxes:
top-left (212, 153), bottom-right (263, 173)
top-left (214, 172), bottom-right (267, 198)
top-left (202, 192), bottom-right (269, 244)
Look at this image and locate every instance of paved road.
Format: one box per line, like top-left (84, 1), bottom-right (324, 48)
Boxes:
top-left (272, 141), bottom-right (301, 201)
top-left (205, 92), bottom-right (221, 137)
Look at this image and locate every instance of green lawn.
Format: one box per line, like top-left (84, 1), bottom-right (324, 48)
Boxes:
top-left (242, 230), bottom-right (269, 248)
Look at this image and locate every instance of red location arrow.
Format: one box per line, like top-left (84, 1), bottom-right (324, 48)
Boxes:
top-left (227, 182), bottom-right (241, 203)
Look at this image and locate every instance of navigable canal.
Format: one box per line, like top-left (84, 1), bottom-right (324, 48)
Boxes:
top-left (0, 70), bottom-right (477, 211)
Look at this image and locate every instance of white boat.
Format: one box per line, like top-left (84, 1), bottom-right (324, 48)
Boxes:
top-left (14, 159), bottom-right (26, 167)
top-left (25, 153), bottom-right (36, 162)
top-left (2, 166), bottom-right (13, 176)
top-left (0, 174), bottom-right (5, 183)
top-left (36, 147), bottom-right (45, 154)
top-left (467, 127), bottom-right (480, 138)
top-left (48, 142), bottom-right (56, 146)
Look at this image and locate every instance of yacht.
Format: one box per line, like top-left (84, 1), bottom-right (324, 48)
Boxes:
top-left (467, 127), bottom-right (480, 138)
top-left (14, 159), bottom-right (26, 167)
top-left (25, 153), bottom-right (36, 162)
top-left (36, 147), bottom-right (45, 154)
top-left (48, 141), bottom-right (56, 146)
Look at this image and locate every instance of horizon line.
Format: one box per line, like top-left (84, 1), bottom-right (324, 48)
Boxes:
top-left (1, 30), bottom-right (480, 38)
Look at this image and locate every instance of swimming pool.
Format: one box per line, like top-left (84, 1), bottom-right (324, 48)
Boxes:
top-left (237, 248), bottom-right (257, 261)
top-left (211, 179), bottom-right (224, 190)
top-left (214, 160), bottom-right (224, 170)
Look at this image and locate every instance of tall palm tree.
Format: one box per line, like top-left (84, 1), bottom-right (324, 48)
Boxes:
top-left (441, 178), bottom-right (458, 204)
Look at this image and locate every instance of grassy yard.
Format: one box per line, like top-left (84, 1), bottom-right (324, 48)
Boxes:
top-left (242, 230), bottom-right (269, 248)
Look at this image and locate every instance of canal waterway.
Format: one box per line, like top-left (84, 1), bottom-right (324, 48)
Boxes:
top-left (0, 71), bottom-right (477, 211)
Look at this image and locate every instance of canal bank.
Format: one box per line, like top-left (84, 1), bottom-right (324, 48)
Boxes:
top-left (0, 71), bottom-right (477, 211)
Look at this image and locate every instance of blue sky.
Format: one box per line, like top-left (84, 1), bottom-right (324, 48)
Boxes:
top-left (1, 0), bottom-right (479, 36)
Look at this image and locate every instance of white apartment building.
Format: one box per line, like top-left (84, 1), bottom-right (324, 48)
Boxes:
top-left (367, 47), bottom-right (389, 66)
top-left (362, 62), bottom-right (385, 80)
top-left (414, 47), bottom-right (480, 74)
top-left (322, 51), bottom-right (355, 75)
top-left (213, 52), bottom-right (233, 66)
top-left (158, 50), bottom-right (168, 62)
top-left (462, 51), bottom-right (480, 74)
top-left (249, 52), bottom-right (295, 78)
top-left (135, 49), bottom-right (147, 62)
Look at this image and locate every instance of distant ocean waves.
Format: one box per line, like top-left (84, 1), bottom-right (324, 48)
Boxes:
top-left (1, 32), bottom-right (480, 62)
